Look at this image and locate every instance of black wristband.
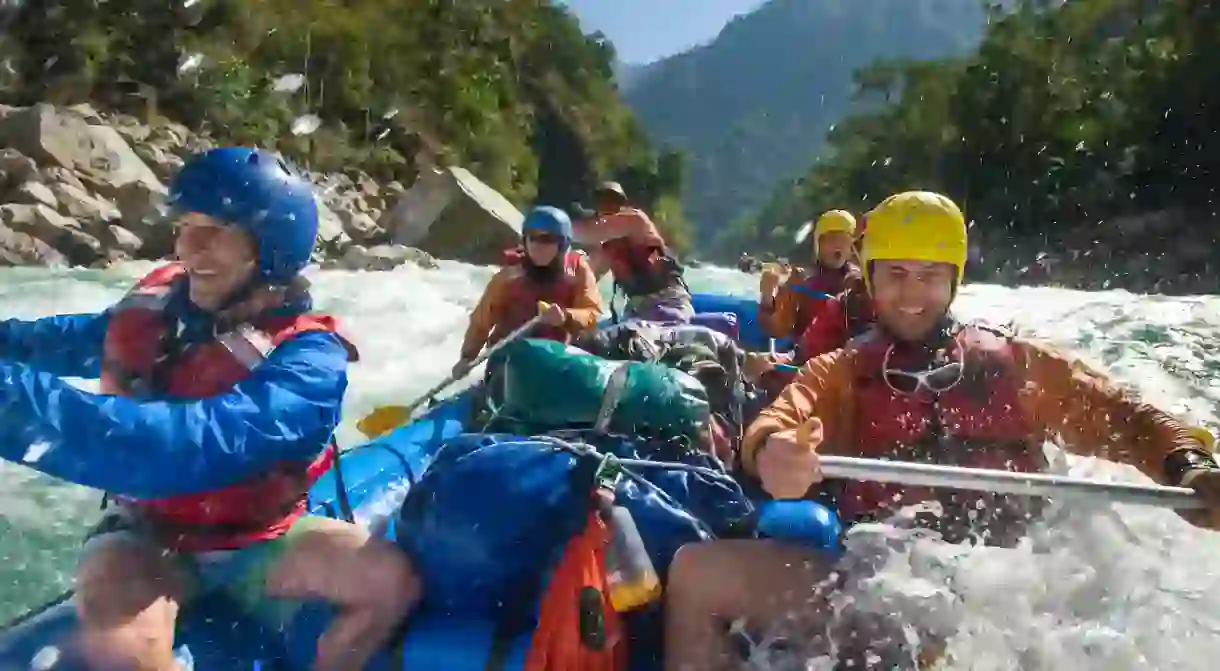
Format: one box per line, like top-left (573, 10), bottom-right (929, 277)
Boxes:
top-left (1164, 448), bottom-right (1218, 486)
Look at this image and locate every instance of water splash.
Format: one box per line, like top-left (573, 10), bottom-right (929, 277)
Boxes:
top-left (291, 114), bottom-right (322, 136)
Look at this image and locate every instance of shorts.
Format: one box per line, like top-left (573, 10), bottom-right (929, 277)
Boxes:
top-left (82, 511), bottom-right (331, 626)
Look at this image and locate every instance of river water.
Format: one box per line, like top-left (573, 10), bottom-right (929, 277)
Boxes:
top-left (0, 262), bottom-right (1218, 670)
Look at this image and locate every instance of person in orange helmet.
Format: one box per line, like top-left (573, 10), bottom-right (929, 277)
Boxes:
top-left (574, 182), bottom-right (692, 324)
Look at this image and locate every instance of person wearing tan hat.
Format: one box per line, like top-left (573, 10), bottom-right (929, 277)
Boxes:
top-left (662, 191), bottom-right (1220, 670)
top-left (572, 181), bottom-right (693, 324)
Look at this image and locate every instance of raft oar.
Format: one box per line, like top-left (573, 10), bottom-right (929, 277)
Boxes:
top-left (356, 311), bottom-right (548, 439)
top-left (817, 455), bottom-right (1206, 510)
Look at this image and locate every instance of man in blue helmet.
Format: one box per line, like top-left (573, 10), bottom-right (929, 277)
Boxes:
top-left (453, 206), bottom-right (603, 375)
top-left (0, 148), bottom-right (418, 670)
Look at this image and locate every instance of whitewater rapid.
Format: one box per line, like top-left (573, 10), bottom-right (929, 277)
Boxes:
top-left (0, 262), bottom-right (1218, 670)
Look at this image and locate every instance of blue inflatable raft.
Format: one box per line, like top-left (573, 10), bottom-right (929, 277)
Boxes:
top-left (0, 293), bottom-right (817, 670)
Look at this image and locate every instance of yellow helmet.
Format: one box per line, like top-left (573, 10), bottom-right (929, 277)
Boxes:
top-left (812, 209), bottom-right (857, 243)
top-left (860, 191), bottom-right (967, 292)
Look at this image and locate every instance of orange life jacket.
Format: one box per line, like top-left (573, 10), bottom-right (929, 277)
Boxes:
top-left (101, 263), bottom-right (359, 552)
top-left (826, 324), bottom-right (1045, 545)
top-left (493, 248), bottom-right (582, 346)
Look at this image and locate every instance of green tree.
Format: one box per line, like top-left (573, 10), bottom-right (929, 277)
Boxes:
top-left (3, 0), bottom-right (691, 247)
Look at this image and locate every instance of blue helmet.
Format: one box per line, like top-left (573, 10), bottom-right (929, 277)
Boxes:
top-left (522, 206), bottom-right (572, 252)
top-left (168, 147), bottom-right (318, 284)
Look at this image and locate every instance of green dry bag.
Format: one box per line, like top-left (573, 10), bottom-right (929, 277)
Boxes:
top-left (496, 338), bottom-right (710, 440)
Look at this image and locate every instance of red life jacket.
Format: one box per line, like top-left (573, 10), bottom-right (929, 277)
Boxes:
top-left (101, 263), bottom-right (359, 552)
top-left (840, 281), bottom-right (876, 338)
top-left (790, 263), bottom-right (858, 336)
top-left (828, 324), bottom-right (1045, 545)
top-left (493, 248), bottom-right (582, 346)
top-left (600, 236), bottom-right (683, 298)
top-left (795, 283), bottom-right (877, 363)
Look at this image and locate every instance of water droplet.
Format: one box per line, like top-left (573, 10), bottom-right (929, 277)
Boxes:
top-left (272, 73), bottom-right (306, 93)
top-left (177, 53), bottom-right (204, 76)
top-left (291, 114), bottom-right (322, 136)
top-left (30, 646), bottom-right (60, 671)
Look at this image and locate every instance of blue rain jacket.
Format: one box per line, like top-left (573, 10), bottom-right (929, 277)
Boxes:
top-left (0, 295), bottom-right (349, 499)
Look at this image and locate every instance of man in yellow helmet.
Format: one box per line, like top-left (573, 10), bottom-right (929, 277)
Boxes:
top-left (758, 210), bottom-right (861, 341)
top-left (663, 191), bottom-right (1220, 670)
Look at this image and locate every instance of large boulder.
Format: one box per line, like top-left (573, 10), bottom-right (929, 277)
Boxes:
top-left (112, 181), bottom-right (174, 258)
top-left (0, 104), bottom-right (163, 198)
top-left (382, 167), bottom-right (522, 265)
top-left (0, 149), bottom-right (38, 190)
top-left (47, 180), bottom-right (120, 222)
top-left (0, 203), bottom-right (104, 266)
top-left (314, 195), bottom-right (352, 253)
top-left (99, 224), bottom-right (145, 260)
top-left (0, 223), bottom-right (66, 267)
top-left (9, 181), bottom-right (58, 209)
top-left (335, 207), bottom-right (383, 246)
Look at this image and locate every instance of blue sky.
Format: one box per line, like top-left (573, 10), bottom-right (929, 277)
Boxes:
top-left (561, 0), bottom-right (766, 65)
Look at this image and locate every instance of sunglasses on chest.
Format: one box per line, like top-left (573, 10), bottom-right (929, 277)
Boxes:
top-left (881, 344), bottom-right (965, 395)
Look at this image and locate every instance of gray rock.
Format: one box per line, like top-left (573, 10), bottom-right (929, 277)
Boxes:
top-left (0, 222), bottom-right (67, 267)
top-left (0, 104), bottom-right (163, 196)
top-left (112, 181), bottom-right (174, 258)
top-left (315, 195), bottom-right (352, 251)
top-left (336, 208), bottom-right (383, 246)
top-left (104, 224), bottom-right (144, 256)
top-left (48, 181), bottom-right (119, 221)
top-left (0, 203), bottom-right (104, 266)
top-left (9, 181), bottom-right (58, 209)
top-left (331, 244), bottom-right (437, 271)
top-left (0, 149), bottom-right (38, 189)
top-left (40, 165), bottom-right (87, 192)
top-left (383, 167), bottom-right (522, 265)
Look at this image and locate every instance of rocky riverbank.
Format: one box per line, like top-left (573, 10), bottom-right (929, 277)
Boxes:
top-left (0, 102), bottom-right (532, 272)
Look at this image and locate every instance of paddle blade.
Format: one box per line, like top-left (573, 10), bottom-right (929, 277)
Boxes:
top-left (357, 405), bottom-right (411, 439)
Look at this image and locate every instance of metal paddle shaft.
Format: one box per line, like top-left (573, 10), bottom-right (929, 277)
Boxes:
top-left (817, 455), bottom-right (1206, 510)
top-left (398, 313), bottom-right (546, 417)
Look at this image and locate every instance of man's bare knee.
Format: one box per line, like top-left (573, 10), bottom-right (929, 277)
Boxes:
top-left (75, 537), bottom-right (186, 670)
top-left (264, 520), bottom-right (419, 670)
top-left (670, 540), bottom-right (833, 620)
top-left (265, 520), bottom-right (420, 614)
top-left (76, 537), bottom-right (185, 624)
top-left (347, 536), bottom-right (420, 617)
top-left (668, 542), bottom-right (722, 596)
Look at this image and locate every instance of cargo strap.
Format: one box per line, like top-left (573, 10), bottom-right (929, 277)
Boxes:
top-left (593, 364), bottom-right (631, 433)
